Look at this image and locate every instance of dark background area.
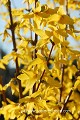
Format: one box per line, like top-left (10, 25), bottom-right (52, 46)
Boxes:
top-left (0, 48), bottom-right (16, 120)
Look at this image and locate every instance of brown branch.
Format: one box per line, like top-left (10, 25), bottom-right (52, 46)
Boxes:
top-left (60, 89), bottom-right (73, 114)
top-left (58, 72), bottom-right (73, 119)
top-left (59, 0), bottom-right (69, 103)
top-left (65, 0), bottom-right (70, 31)
top-left (59, 72), bottom-right (80, 118)
top-left (36, 70), bottom-right (45, 91)
top-left (27, 1), bottom-right (32, 40)
top-left (76, 114), bottom-right (80, 120)
top-left (68, 111), bottom-right (78, 120)
top-left (0, 76), bottom-right (7, 103)
top-left (36, 42), bottom-right (55, 91)
top-left (59, 64), bottom-right (65, 102)
top-left (32, 0), bottom-right (38, 93)
top-left (35, 0), bottom-right (38, 8)
top-left (34, 0), bottom-right (38, 59)
top-left (57, 1), bottom-right (74, 119)
top-left (8, 0), bottom-right (23, 98)
top-left (47, 42), bottom-right (55, 65)
top-left (66, 0), bottom-right (69, 16)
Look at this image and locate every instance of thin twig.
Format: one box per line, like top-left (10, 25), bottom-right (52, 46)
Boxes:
top-left (66, 0), bottom-right (69, 16)
top-left (32, 0), bottom-right (38, 93)
top-left (59, 0), bottom-right (69, 103)
top-left (59, 0), bottom-right (71, 113)
top-left (0, 76), bottom-right (7, 103)
top-left (35, 0), bottom-right (38, 8)
top-left (36, 70), bottom-right (45, 91)
top-left (36, 42), bottom-right (55, 91)
top-left (60, 89), bottom-right (73, 114)
top-left (59, 74), bottom-right (80, 118)
top-left (47, 42), bottom-right (55, 65)
top-left (76, 114), bottom-right (80, 120)
top-left (27, 1), bottom-right (34, 95)
top-left (68, 111), bottom-right (78, 120)
top-left (8, 0), bottom-right (23, 98)
top-left (59, 64), bottom-right (65, 102)
top-left (27, 1), bottom-right (32, 40)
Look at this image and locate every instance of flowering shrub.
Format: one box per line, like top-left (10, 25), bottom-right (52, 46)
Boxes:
top-left (0, 0), bottom-right (80, 120)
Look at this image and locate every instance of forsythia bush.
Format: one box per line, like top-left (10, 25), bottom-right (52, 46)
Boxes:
top-left (0, 0), bottom-right (80, 119)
